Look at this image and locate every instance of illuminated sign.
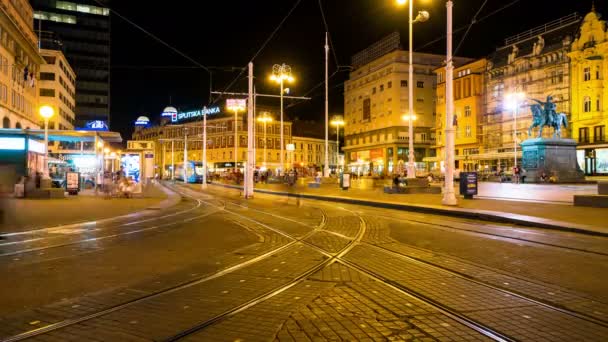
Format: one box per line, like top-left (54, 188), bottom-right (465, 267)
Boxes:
top-left (0, 137), bottom-right (45, 153)
top-left (76, 120), bottom-right (109, 131)
top-left (161, 106), bottom-right (178, 117)
top-left (135, 116), bottom-right (151, 126)
top-left (226, 99), bottom-right (246, 112)
top-left (172, 106), bottom-right (221, 123)
top-left (28, 139), bottom-right (45, 154)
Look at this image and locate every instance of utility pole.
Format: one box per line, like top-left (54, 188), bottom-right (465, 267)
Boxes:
top-left (245, 62), bottom-right (255, 198)
top-left (442, 0), bottom-right (458, 206)
top-left (324, 32), bottom-right (330, 177)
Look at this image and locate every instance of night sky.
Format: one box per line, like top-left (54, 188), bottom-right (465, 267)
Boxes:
top-left (108, 0), bottom-right (599, 140)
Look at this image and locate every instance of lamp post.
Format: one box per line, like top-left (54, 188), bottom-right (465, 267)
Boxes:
top-left (269, 63), bottom-right (294, 175)
top-left (257, 113), bottom-right (273, 168)
top-left (39, 105), bottom-right (54, 179)
top-left (226, 99), bottom-right (246, 172)
top-left (505, 91), bottom-right (525, 169)
top-left (183, 127), bottom-right (188, 184)
top-left (202, 109), bottom-right (208, 189)
top-left (442, 0), bottom-right (458, 206)
top-left (330, 116), bottom-right (345, 170)
top-left (396, 0), bottom-right (429, 179)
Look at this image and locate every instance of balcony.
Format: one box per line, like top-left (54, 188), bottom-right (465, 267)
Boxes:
top-left (594, 135), bottom-right (605, 143)
top-left (579, 137), bottom-right (590, 144)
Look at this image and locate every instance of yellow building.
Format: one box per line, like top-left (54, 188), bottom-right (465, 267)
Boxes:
top-left (569, 7), bottom-right (608, 175)
top-left (0, 0), bottom-right (44, 129)
top-left (290, 136), bottom-right (337, 175)
top-left (433, 58), bottom-right (486, 172)
top-left (38, 49), bottom-right (76, 130)
top-left (343, 33), bottom-right (460, 176)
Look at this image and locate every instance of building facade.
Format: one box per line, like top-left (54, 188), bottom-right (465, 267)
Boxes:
top-left (433, 58), bottom-right (486, 172)
top-left (0, 0), bottom-right (44, 129)
top-left (32, 0), bottom-right (110, 126)
top-left (483, 13), bottom-right (580, 172)
top-left (343, 32), bottom-right (465, 176)
top-left (38, 49), bottom-right (76, 130)
top-left (569, 8), bottom-right (608, 175)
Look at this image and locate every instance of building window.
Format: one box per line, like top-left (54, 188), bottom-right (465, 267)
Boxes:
top-left (417, 81), bottom-right (424, 88)
top-left (465, 125), bottom-right (472, 137)
top-left (463, 79), bottom-right (471, 97)
top-left (380, 84), bottom-right (384, 92)
top-left (40, 72), bottom-right (55, 81)
top-left (454, 80), bottom-right (462, 100)
top-left (579, 127), bottom-right (589, 143)
top-left (437, 73), bottom-right (444, 83)
top-left (387, 81), bottom-right (392, 89)
top-left (584, 96), bottom-right (591, 112)
top-left (40, 88), bottom-right (55, 97)
top-left (594, 125), bottom-right (605, 142)
top-left (363, 98), bottom-right (371, 121)
top-left (401, 80), bottom-right (407, 87)
top-left (596, 65), bottom-right (601, 80)
top-left (597, 96), bottom-right (601, 111)
top-left (584, 67), bottom-right (591, 81)
top-left (372, 87), bottom-right (376, 94)
top-left (464, 105), bottom-right (471, 117)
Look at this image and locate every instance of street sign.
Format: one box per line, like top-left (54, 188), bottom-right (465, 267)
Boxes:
top-left (459, 172), bottom-right (478, 199)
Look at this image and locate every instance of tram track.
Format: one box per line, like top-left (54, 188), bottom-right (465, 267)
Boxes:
top-left (4, 184), bottom-right (607, 341)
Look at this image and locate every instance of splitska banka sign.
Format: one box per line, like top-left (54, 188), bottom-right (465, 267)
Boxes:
top-left (172, 106), bottom-right (221, 122)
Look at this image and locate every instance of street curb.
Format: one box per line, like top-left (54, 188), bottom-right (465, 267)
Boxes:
top-left (206, 182), bottom-right (608, 237)
top-left (0, 182), bottom-right (182, 237)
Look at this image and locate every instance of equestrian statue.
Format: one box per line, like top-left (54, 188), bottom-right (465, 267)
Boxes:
top-left (528, 95), bottom-right (568, 138)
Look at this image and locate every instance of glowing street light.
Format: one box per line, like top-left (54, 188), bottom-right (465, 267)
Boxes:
top-left (505, 91), bottom-right (526, 169)
top-left (269, 63), bottom-right (295, 175)
top-left (227, 99), bottom-right (247, 171)
top-left (257, 113), bottom-right (273, 168)
top-left (39, 105), bottom-right (54, 178)
top-left (396, 0), bottom-right (430, 179)
top-left (330, 116), bottom-right (345, 168)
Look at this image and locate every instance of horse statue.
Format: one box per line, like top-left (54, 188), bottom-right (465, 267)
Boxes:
top-left (527, 96), bottom-right (568, 138)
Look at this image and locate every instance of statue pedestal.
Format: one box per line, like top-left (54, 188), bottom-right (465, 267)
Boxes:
top-left (521, 138), bottom-right (585, 183)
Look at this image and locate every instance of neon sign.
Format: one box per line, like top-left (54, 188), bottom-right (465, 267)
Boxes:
top-left (172, 106), bottom-right (221, 123)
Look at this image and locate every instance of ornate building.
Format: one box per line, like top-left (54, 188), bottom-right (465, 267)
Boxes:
top-left (569, 7), bottom-right (608, 175)
top-left (483, 13), bottom-right (580, 172)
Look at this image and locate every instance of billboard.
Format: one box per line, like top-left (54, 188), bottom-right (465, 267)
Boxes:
top-left (76, 120), bottom-right (109, 131)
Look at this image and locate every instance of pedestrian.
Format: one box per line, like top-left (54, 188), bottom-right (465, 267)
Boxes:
top-left (540, 171), bottom-right (548, 183)
top-left (521, 168), bottom-right (527, 184)
top-left (393, 174), bottom-right (400, 189)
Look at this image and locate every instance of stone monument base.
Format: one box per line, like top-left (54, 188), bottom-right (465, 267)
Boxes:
top-left (521, 138), bottom-right (585, 183)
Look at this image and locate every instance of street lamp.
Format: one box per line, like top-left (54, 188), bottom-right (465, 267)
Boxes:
top-left (442, 0), bottom-right (458, 206)
top-left (396, 0), bottom-right (430, 179)
top-left (257, 113), bottom-right (273, 168)
top-left (39, 105), bottom-right (54, 179)
top-left (330, 116), bottom-right (345, 169)
top-left (505, 92), bottom-right (525, 170)
top-left (269, 63), bottom-right (295, 175)
top-left (226, 99), bottom-right (246, 172)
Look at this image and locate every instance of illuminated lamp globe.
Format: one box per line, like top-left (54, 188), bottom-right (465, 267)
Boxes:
top-left (135, 116), bottom-right (150, 126)
top-left (39, 105), bottom-right (54, 119)
top-left (162, 106), bottom-right (177, 117)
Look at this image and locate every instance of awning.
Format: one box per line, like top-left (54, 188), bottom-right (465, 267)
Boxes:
top-left (0, 129), bottom-right (123, 143)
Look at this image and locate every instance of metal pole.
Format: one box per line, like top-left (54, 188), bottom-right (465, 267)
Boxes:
top-left (264, 121), bottom-right (267, 167)
top-left (442, 0), bottom-right (458, 206)
top-left (202, 110), bottom-right (207, 189)
top-left (234, 109), bottom-right (238, 171)
top-left (245, 62), bottom-right (254, 198)
top-left (407, 0), bottom-right (416, 179)
top-left (171, 140), bottom-right (175, 180)
top-left (44, 118), bottom-right (49, 178)
top-left (183, 128), bottom-right (188, 184)
top-left (337, 125), bottom-right (340, 167)
top-left (514, 103), bottom-right (518, 169)
top-left (324, 32), bottom-right (330, 177)
top-left (280, 77), bottom-right (284, 176)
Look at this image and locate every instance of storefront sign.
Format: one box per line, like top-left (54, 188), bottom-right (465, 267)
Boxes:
top-left (172, 106), bottom-right (221, 123)
top-left (370, 148), bottom-right (384, 160)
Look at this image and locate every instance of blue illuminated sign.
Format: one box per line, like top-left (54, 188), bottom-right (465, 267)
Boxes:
top-left (76, 120), bottom-right (109, 131)
top-left (134, 116), bottom-right (151, 127)
top-left (172, 106), bottom-right (221, 123)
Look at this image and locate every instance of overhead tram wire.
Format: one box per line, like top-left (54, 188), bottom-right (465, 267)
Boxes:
top-left (454, 0), bottom-right (489, 56)
top-left (318, 0), bottom-right (340, 70)
top-left (92, 0), bottom-right (211, 75)
top-left (416, 0), bottom-right (523, 51)
top-left (211, 0), bottom-right (304, 106)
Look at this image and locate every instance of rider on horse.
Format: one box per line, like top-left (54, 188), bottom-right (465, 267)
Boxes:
top-left (530, 95), bottom-right (557, 126)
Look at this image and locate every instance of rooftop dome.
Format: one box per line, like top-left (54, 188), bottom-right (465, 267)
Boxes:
top-left (162, 106), bottom-right (177, 114)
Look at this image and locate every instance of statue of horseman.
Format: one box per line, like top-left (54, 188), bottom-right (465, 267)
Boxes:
top-left (528, 95), bottom-right (568, 138)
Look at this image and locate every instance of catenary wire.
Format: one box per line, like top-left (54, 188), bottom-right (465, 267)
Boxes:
top-left (91, 0), bottom-right (210, 74)
top-left (454, 0), bottom-right (489, 56)
top-left (318, 0), bottom-right (340, 70)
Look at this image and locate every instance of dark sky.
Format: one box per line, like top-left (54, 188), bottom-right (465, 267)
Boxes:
top-left (109, 0), bottom-right (599, 140)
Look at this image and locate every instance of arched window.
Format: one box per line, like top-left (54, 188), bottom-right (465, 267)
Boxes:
top-left (597, 65), bottom-right (601, 80)
top-left (584, 96), bottom-right (592, 112)
top-left (15, 122), bottom-right (21, 129)
top-left (2, 117), bottom-right (10, 128)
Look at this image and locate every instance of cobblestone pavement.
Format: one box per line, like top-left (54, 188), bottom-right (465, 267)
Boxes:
top-left (2, 183), bottom-right (608, 341)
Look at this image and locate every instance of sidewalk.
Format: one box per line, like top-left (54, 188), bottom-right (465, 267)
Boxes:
top-left (210, 180), bottom-right (607, 235)
top-left (0, 182), bottom-right (177, 234)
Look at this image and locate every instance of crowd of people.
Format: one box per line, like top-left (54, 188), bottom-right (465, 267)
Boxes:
top-left (102, 167), bottom-right (138, 198)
